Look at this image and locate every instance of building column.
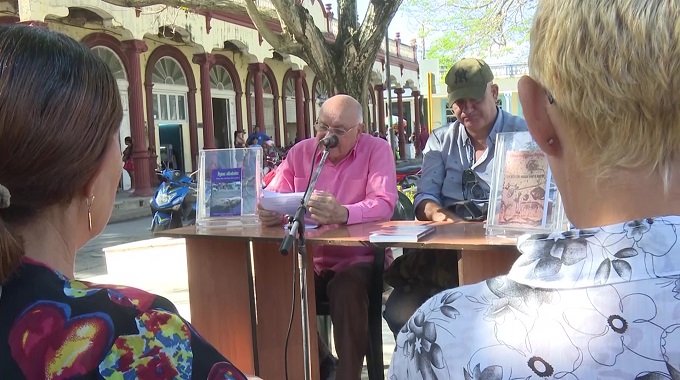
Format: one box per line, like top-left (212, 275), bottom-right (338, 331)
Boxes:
top-left (193, 53), bottom-right (216, 150)
top-left (374, 84), bottom-right (385, 136)
top-left (235, 86), bottom-right (244, 134)
top-left (294, 71), bottom-right (306, 142)
top-left (248, 63), bottom-right (266, 133)
top-left (188, 88), bottom-right (199, 170)
top-left (395, 87), bottom-right (406, 159)
top-left (121, 40), bottom-right (153, 196)
top-left (303, 88), bottom-right (311, 138)
top-left (412, 90), bottom-right (422, 157)
top-left (143, 80), bottom-right (158, 177)
top-left (273, 94), bottom-right (281, 146)
top-left (372, 90), bottom-right (378, 133)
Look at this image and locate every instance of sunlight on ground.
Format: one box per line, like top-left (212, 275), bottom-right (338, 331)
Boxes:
top-left (83, 237), bottom-right (396, 378)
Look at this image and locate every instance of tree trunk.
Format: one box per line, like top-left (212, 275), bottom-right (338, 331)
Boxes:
top-left (330, 59), bottom-right (372, 126)
top-left (101, 0), bottom-right (401, 132)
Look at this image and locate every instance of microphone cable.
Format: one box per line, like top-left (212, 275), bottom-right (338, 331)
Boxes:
top-left (284, 140), bottom-right (323, 380)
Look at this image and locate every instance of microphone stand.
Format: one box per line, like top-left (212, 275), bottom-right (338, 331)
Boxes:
top-left (279, 145), bottom-right (331, 380)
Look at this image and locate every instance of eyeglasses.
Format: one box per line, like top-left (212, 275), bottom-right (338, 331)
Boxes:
top-left (314, 123), bottom-right (358, 137)
top-left (462, 168), bottom-right (486, 200)
top-left (454, 97), bottom-right (484, 109)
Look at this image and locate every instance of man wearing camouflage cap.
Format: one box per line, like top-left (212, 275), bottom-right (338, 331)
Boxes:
top-left (383, 58), bottom-right (527, 336)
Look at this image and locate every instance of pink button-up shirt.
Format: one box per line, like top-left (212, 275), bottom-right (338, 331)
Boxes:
top-left (266, 133), bottom-right (398, 273)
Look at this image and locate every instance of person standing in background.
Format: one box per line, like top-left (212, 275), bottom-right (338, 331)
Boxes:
top-left (247, 125), bottom-right (270, 146)
top-left (121, 136), bottom-right (134, 192)
top-left (417, 125), bottom-right (429, 154)
top-left (234, 130), bottom-right (246, 148)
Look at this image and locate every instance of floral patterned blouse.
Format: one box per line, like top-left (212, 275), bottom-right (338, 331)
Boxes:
top-left (388, 216), bottom-right (680, 379)
top-left (0, 258), bottom-right (247, 379)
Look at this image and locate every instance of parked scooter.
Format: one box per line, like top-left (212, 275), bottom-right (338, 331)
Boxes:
top-left (396, 165), bottom-right (421, 189)
top-left (150, 169), bottom-right (198, 231)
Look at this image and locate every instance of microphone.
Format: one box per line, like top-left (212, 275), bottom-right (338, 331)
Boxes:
top-left (319, 134), bottom-right (339, 149)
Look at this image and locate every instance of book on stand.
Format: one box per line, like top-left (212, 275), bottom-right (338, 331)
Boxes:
top-left (486, 131), bottom-right (569, 237)
top-left (369, 225), bottom-right (436, 243)
top-left (196, 148), bottom-right (262, 228)
top-left (209, 168), bottom-right (242, 217)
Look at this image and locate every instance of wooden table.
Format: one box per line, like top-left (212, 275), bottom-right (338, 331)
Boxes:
top-left (158, 221), bottom-right (518, 380)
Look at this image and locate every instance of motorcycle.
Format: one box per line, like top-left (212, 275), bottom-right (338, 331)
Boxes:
top-left (150, 169), bottom-right (198, 231)
top-left (396, 165), bottom-right (421, 189)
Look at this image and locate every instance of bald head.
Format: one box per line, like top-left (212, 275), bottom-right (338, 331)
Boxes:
top-left (319, 94), bottom-right (363, 127)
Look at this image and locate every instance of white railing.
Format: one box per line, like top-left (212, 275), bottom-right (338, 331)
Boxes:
top-left (376, 39), bottom-right (417, 61)
top-left (398, 44), bottom-right (415, 60)
top-left (489, 64), bottom-right (529, 78)
top-left (324, 17), bottom-right (416, 61)
top-left (255, 0), bottom-right (276, 8)
top-left (228, 0), bottom-right (276, 12)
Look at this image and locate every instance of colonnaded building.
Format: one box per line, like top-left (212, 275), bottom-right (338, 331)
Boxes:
top-left (0, 0), bottom-right (421, 194)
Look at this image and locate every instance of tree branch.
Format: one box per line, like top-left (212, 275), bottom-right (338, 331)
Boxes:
top-left (100, 0), bottom-right (312, 56)
top-left (268, 0), bottom-right (337, 87)
top-left (269, 0), bottom-right (330, 57)
top-left (337, 0), bottom-right (359, 45)
top-left (242, 0), bottom-right (304, 56)
top-left (359, 0), bottom-right (403, 60)
top-left (101, 0), bottom-right (243, 12)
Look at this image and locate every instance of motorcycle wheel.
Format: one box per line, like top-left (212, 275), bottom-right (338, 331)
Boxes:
top-left (151, 221), bottom-right (169, 232)
top-left (169, 216), bottom-right (183, 229)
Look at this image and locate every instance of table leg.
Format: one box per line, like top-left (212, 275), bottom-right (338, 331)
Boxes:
top-left (251, 241), bottom-right (320, 380)
top-left (185, 236), bottom-right (256, 374)
top-left (457, 248), bottom-right (520, 285)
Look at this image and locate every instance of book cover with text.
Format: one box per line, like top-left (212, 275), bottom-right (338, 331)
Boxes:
top-left (498, 151), bottom-right (549, 227)
top-left (210, 168), bottom-right (242, 217)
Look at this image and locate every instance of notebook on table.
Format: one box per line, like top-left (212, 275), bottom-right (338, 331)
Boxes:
top-left (368, 225), bottom-right (436, 243)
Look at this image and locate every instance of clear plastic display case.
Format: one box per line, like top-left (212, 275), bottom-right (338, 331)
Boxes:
top-left (196, 148), bottom-right (262, 228)
top-left (486, 131), bottom-right (570, 237)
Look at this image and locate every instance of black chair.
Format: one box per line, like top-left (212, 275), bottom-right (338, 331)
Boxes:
top-left (316, 191), bottom-right (415, 380)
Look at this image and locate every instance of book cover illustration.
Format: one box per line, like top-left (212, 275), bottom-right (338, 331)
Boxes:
top-left (209, 168), bottom-right (243, 217)
top-left (498, 151), bottom-right (549, 227)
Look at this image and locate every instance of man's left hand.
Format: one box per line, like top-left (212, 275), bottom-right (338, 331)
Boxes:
top-left (307, 191), bottom-right (349, 225)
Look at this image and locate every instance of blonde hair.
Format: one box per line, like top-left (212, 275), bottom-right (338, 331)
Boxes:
top-left (529, 0), bottom-right (680, 184)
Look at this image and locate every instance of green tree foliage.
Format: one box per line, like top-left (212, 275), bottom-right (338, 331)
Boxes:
top-left (404, 0), bottom-right (535, 67)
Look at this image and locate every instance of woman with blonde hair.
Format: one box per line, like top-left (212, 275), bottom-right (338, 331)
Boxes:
top-left (0, 25), bottom-right (246, 379)
top-left (389, 0), bottom-right (680, 377)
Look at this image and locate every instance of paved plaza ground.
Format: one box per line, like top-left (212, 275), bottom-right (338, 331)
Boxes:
top-left (76, 217), bottom-right (399, 379)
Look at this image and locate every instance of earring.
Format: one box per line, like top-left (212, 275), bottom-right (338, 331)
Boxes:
top-left (547, 138), bottom-right (555, 145)
top-left (86, 195), bottom-right (95, 231)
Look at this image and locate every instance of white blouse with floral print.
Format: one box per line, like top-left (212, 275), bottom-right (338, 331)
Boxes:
top-left (388, 216), bottom-right (680, 380)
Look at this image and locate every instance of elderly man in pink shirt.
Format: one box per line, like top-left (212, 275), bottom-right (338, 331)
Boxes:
top-left (259, 94), bottom-right (397, 380)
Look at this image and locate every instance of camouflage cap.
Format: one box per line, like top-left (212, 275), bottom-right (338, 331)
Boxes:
top-left (445, 58), bottom-right (494, 104)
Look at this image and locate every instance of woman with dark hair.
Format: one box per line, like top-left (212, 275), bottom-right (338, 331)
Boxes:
top-left (234, 129), bottom-right (246, 148)
top-left (0, 26), bottom-right (247, 379)
top-left (122, 136), bottom-right (134, 191)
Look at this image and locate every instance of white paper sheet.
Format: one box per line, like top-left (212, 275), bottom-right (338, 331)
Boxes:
top-left (260, 189), bottom-right (305, 216)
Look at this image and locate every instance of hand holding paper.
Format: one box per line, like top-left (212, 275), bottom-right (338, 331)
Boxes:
top-left (257, 203), bottom-right (283, 226)
top-left (307, 191), bottom-right (349, 225)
